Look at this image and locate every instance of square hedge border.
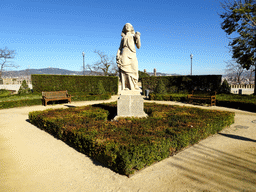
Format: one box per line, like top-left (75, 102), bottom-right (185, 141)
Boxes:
top-left (28, 102), bottom-right (235, 176)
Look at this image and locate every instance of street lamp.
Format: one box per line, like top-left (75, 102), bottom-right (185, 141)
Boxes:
top-left (82, 51), bottom-right (85, 76)
top-left (190, 54), bottom-right (193, 76)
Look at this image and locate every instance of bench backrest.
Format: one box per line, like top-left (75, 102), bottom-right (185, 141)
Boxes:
top-left (42, 91), bottom-right (68, 98)
top-left (191, 90), bottom-right (216, 96)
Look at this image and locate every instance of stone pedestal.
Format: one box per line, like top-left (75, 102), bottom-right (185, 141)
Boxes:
top-left (114, 90), bottom-right (148, 120)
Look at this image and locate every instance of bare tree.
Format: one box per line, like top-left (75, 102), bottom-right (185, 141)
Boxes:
top-left (0, 47), bottom-right (18, 79)
top-left (86, 50), bottom-right (118, 76)
top-left (244, 65), bottom-right (255, 85)
top-left (225, 59), bottom-right (245, 84)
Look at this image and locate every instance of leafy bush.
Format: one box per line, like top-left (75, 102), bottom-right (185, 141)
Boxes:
top-left (219, 79), bottom-right (231, 94)
top-left (18, 80), bottom-right (31, 95)
top-left (29, 102), bottom-right (234, 176)
top-left (93, 80), bottom-right (106, 95)
top-left (138, 70), bottom-right (150, 81)
top-left (155, 79), bottom-right (167, 94)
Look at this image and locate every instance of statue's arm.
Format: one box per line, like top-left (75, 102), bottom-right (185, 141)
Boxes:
top-left (116, 39), bottom-right (123, 66)
top-left (134, 32), bottom-right (141, 49)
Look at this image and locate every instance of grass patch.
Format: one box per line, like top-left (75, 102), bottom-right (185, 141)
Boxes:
top-left (29, 102), bottom-right (234, 176)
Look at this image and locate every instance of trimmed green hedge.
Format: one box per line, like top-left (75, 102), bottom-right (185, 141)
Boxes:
top-left (31, 74), bottom-right (118, 95)
top-left (0, 99), bottom-right (42, 109)
top-left (216, 94), bottom-right (256, 112)
top-left (71, 93), bottom-right (111, 101)
top-left (29, 102), bottom-right (234, 176)
top-left (149, 93), bottom-right (187, 102)
top-left (149, 93), bottom-right (256, 112)
top-left (0, 93), bottom-right (111, 110)
top-left (141, 75), bottom-right (222, 94)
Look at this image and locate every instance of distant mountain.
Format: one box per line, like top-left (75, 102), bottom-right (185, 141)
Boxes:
top-left (147, 72), bottom-right (181, 76)
top-left (2, 68), bottom-right (177, 78)
top-left (2, 68), bottom-right (91, 77)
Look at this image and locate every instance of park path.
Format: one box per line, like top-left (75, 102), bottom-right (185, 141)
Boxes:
top-left (0, 96), bottom-right (256, 192)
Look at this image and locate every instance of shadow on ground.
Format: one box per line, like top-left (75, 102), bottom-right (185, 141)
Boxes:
top-left (218, 133), bottom-right (256, 142)
top-left (168, 144), bottom-right (256, 191)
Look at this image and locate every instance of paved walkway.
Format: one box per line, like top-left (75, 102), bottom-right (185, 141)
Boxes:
top-left (0, 95), bottom-right (256, 192)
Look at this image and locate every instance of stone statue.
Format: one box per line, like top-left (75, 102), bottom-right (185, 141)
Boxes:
top-left (116, 23), bottom-right (141, 91)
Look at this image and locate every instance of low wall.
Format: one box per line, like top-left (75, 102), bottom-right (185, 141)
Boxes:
top-left (231, 88), bottom-right (254, 95)
top-left (0, 84), bottom-right (33, 93)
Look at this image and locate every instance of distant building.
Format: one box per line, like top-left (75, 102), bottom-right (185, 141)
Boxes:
top-left (2, 77), bottom-right (31, 85)
top-left (222, 76), bottom-right (254, 95)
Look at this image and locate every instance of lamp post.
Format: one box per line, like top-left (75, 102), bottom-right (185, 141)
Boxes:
top-left (190, 54), bottom-right (193, 76)
top-left (82, 51), bottom-right (85, 76)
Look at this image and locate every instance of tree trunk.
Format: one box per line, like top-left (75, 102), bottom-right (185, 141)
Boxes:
top-left (254, 65), bottom-right (256, 95)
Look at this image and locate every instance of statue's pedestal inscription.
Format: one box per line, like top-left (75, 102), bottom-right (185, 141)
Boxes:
top-left (115, 91), bottom-right (148, 120)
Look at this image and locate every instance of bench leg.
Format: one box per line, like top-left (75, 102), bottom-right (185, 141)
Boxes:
top-left (42, 100), bottom-right (47, 106)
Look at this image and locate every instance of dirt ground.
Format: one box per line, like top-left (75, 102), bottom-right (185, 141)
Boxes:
top-left (0, 96), bottom-right (256, 192)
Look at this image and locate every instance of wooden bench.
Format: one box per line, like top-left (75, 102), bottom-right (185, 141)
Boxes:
top-left (42, 90), bottom-right (71, 106)
top-left (187, 90), bottom-right (216, 106)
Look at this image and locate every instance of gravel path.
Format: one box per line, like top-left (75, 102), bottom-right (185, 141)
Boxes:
top-left (0, 96), bottom-right (256, 192)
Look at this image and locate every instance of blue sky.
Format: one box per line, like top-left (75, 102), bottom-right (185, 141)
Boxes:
top-left (1, 0), bottom-right (232, 75)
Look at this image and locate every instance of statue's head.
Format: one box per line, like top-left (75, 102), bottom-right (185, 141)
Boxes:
top-left (121, 23), bottom-right (135, 36)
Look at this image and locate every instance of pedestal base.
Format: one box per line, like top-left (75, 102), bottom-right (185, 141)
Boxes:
top-left (114, 94), bottom-right (148, 120)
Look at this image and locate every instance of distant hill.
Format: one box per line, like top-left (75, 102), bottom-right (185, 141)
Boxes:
top-left (2, 68), bottom-right (91, 77)
top-left (2, 68), bottom-right (177, 78)
top-left (147, 72), bottom-right (181, 76)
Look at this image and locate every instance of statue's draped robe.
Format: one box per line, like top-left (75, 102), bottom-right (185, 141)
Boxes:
top-left (118, 34), bottom-right (138, 83)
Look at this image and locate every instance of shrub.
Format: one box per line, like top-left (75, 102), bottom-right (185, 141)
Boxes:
top-left (93, 80), bottom-right (106, 95)
top-left (18, 80), bottom-right (31, 95)
top-left (138, 70), bottom-right (150, 81)
top-left (155, 79), bottom-right (167, 94)
top-left (219, 79), bottom-right (231, 94)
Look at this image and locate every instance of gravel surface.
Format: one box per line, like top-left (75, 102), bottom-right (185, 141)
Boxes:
top-left (0, 96), bottom-right (256, 192)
